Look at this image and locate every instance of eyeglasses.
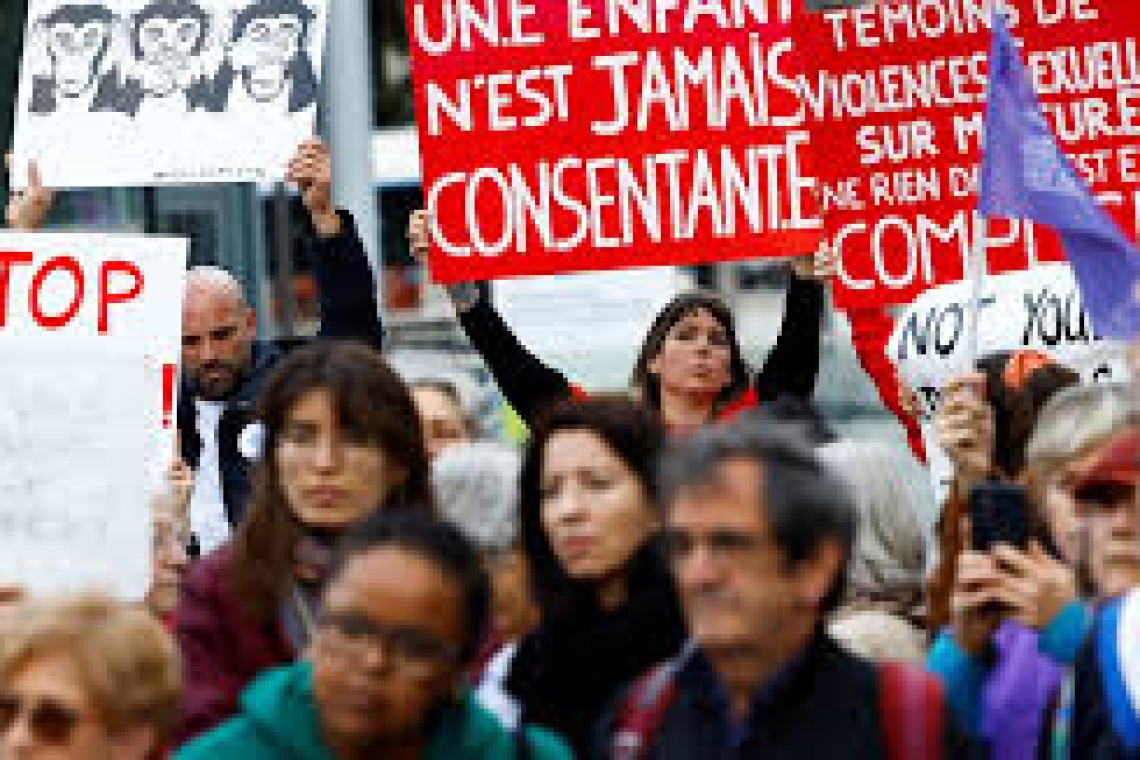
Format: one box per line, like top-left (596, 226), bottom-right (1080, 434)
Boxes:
top-left (660, 527), bottom-right (770, 567)
top-left (0, 692), bottom-right (84, 745)
top-left (318, 611), bottom-right (460, 680)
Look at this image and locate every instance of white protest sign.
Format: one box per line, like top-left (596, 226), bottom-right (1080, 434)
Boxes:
top-left (10, 0), bottom-right (328, 188)
top-left (0, 232), bottom-right (187, 599)
top-left (888, 262), bottom-right (1131, 503)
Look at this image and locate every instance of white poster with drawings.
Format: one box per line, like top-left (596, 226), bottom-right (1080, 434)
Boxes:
top-left (888, 263), bottom-right (1132, 505)
top-left (10, 0), bottom-right (327, 188)
top-left (0, 232), bottom-right (187, 599)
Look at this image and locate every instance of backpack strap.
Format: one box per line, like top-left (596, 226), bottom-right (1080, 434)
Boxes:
top-left (879, 661), bottom-right (945, 760)
top-left (612, 645), bottom-right (695, 760)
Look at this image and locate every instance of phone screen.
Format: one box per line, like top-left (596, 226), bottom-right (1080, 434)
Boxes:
top-left (969, 481), bottom-right (1031, 552)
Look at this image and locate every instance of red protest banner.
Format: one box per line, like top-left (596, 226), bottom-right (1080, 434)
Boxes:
top-left (407, 0), bottom-right (823, 283)
top-left (797, 0), bottom-right (1140, 308)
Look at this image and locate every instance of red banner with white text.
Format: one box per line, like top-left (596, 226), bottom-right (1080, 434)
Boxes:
top-left (407, 0), bottom-right (823, 282)
top-left (798, 0), bottom-right (1140, 307)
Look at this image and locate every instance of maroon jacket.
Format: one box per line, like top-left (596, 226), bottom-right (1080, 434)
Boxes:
top-left (173, 547), bottom-right (295, 745)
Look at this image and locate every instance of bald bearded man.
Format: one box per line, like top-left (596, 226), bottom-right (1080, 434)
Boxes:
top-left (6, 140), bottom-right (384, 552)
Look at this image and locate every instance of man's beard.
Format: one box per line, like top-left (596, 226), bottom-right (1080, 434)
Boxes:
top-left (192, 362), bottom-right (246, 401)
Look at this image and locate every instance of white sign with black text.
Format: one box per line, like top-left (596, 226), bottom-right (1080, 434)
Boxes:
top-left (888, 263), bottom-right (1131, 503)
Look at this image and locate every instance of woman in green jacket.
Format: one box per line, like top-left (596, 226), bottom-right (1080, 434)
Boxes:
top-left (176, 511), bottom-right (572, 760)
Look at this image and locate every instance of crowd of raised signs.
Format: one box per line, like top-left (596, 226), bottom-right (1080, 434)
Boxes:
top-left (1, 136), bottom-right (1140, 760)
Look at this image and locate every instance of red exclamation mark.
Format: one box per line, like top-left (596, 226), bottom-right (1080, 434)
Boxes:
top-left (162, 364), bottom-right (176, 429)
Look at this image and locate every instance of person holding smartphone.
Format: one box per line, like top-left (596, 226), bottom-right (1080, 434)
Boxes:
top-left (926, 481), bottom-right (1089, 760)
top-left (927, 352), bottom-right (1080, 633)
top-left (926, 382), bottom-right (1140, 760)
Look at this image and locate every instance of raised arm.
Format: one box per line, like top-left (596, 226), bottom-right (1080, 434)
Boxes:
top-left (4, 154), bottom-right (55, 231)
top-left (287, 140), bottom-right (384, 352)
top-left (752, 259), bottom-right (826, 402)
top-left (409, 211), bottom-right (572, 426)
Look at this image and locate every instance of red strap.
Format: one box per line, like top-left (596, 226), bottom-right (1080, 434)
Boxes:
top-left (880, 662), bottom-right (945, 760)
top-left (612, 663), bottom-right (680, 760)
top-left (845, 307), bottom-right (928, 463)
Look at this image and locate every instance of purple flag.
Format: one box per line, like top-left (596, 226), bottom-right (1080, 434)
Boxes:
top-left (978, 10), bottom-right (1140, 339)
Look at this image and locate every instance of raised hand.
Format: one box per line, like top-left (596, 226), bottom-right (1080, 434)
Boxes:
top-left (937, 373), bottom-right (995, 490)
top-left (5, 154), bottom-right (55, 231)
top-left (286, 139), bottom-right (340, 237)
top-left (791, 241), bottom-right (838, 280)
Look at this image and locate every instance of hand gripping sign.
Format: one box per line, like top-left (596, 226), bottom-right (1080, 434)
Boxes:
top-left (888, 262), bottom-right (1130, 503)
top-left (0, 232), bottom-right (187, 600)
top-left (407, 0), bottom-right (823, 282)
top-left (797, 0), bottom-right (1140, 307)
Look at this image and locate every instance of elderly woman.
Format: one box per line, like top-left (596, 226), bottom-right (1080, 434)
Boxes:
top-left (819, 440), bottom-right (930, 664)
top-left (0, 594), bottom-right (181, 759)
top-left (411, 378), bottom-right (482, 461)
top-left (432, 442), bottom-right (537, 653)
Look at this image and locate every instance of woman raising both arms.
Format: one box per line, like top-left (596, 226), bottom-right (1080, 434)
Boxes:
top-left (408, 210), bottom-right (834, 432)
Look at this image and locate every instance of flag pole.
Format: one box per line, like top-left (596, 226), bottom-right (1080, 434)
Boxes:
top-left (966, 214), bottom-right (988, 372)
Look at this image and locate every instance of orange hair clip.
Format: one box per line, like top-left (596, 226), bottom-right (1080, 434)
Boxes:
top-left (1001, 350), bottom-right (1056, 392)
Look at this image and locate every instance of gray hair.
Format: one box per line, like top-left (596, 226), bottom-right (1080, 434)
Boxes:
top-left (817, 439), bottom-right (927, 600)
top-left (183, 266), bottom-right (247, 306)
top-left (1027, 383), bottom-right (1140, 473)
top-left (432, 441), bottom-right (521, 553)
top-left (659, 415), bottom-right (857, 612)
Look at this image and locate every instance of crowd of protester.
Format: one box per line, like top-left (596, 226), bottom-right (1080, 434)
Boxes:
top-left (2, 144), bottom-right (1140, 760)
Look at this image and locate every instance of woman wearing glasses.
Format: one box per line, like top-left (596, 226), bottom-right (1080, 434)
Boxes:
top-left (477, 396), bottom-right (684, 758)
top-left (0, 594), bottom-right (181, 760)
top-left (176, 510), bottom-right (571, 760)
top-left (174, 341), bottom-right (435, 744)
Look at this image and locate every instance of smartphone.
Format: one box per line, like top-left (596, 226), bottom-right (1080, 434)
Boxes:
top-left (969, 481), bottom-right (1031, 552)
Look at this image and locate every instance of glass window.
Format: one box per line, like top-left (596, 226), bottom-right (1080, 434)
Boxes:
top-left (371, 1), bottom-right (414, 129)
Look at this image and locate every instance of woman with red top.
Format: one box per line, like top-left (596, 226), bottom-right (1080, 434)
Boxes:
top-left (409, 211), bottom-right (828, 431)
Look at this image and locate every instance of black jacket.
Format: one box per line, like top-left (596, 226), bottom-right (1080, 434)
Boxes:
top-left (506, 553), bottom-right (687, 760)
top-left (458, 272), bottom-right (824, 427)
top-left (178, 211), bottom-right (383, 527)
top-left (595, 632), bottom-right (980, 760)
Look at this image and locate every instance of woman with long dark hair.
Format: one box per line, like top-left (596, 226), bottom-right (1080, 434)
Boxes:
top-left (409, 211), bottom-right (827, 432)
top-left (174, 341), bottom-right (434, 743)
top-left (476, 396), bottom-right (684, 757)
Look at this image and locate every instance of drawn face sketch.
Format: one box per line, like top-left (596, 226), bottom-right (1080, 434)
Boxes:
top-left (132, 0), bottom-right (209, 97)
top-left (231, 16), bottom-right (301, 102)
top-left (41, 5), bottom-right (116, 99)
top-left (229, 0), bottom-right (313, 104)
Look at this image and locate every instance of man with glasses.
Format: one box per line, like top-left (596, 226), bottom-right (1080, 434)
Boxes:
top-left (175, 509), bottom-right (572, 760)
top-left (599, 418), bottom-right (977, 759)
